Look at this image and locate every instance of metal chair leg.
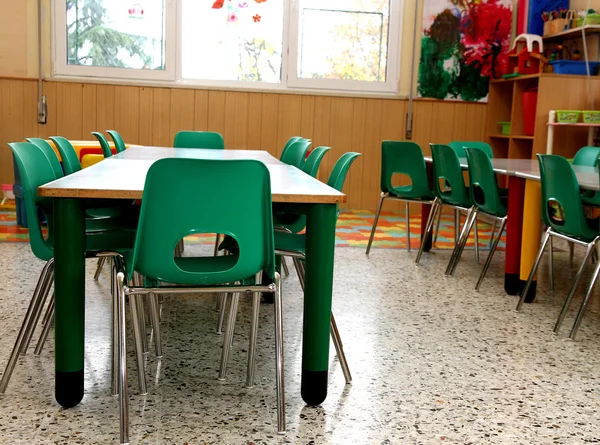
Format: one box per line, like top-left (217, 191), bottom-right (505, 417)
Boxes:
top-left (0, 260), bottom-right (54, 393)
top-left (474, 215), bottom-right (479, 264)
top-left (218, 292), bottom-right (240, 381)
top-left (33, 294), bottom-right (55, 355)
top-left (21, 264), bottom-right (54, 354)
top-left (569, 260), bottom-right (600, 340)
top-left (132, 273), bottom-right (149, 356)
top-left (433, 206), bottom-right (442, 248)
top-left (94, 257), bottom-right (106, 281)
top-left (549, 235), bottom-right (554, 292)
top-left (488, 219), bottom-right (497, 248)
top-left (128, 294), bottom-right (148, 395)
top-left (554, 240), bottom-right (597, 333)
top-left (454, 208), bottom-right (460, 245)
top-left (475, 217), bottom-right (507, 291)
top-left (446, 208), bottom-right (477, 276)
top-left (148, 293), bottom-right (163, 358)
top-left (213, 234), bottom-right (221, 256)
top-left (416, 198), bottom-right (441, 264)
top-left (216, 293), bottom-right (228, 335)
top-left (366, 193), bottom-right (385, 255)
top-left (246, 272), bottom-right (262, 388)
top-left (111, 258), bottom-right (119, 396)
top-left (405, 201), bottom-right (411, 252)
top-left (273, 272), bottom-right (286, 434)
top-left (569, 242), bottom-right (575, 269)
top-left (330, 314), bottom-right (352, 384)
top-left (281, 256), bottom-right (290, 277)
top-left (516, 228), bottom-right (552, 311)
top-left (116, 272), bottom-right (129, 445)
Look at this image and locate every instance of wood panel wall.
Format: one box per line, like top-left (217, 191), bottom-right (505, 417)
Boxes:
top-left (0, 78), bottom-right (488, 210)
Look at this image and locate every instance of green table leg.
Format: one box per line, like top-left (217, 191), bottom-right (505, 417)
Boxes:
top-left (54, 198), bottom-right (86, 408)
top-left (302, 203), bottom-right (336, 406)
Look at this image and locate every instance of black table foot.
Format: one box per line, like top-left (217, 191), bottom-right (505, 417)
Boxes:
top-left (56, 369), bottom-right (84, 408)
top-left (301, 370), bottom-right (328, 406)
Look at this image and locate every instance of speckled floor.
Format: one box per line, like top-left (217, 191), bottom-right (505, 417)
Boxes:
top-left (0, 241), bottom-right (600, 444)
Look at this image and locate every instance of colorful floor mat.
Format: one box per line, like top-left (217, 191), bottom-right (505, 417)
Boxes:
top-left (0, 205), bottom-right (505, 250)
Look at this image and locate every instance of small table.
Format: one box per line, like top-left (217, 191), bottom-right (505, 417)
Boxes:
top-left (38, 146), bottom-right (345, 409)
top-left (423, 157), bottom-right (599, 298)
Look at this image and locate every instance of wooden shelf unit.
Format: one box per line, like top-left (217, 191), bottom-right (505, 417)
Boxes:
top-left (486, 73), bottom-right (600, 160)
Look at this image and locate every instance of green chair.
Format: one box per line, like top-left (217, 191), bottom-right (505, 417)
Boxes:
top-left (366, 141), bottom-right (435, 255)
top-left (107, 130), bottom-right (127, 153)
top-left (91, 132), bottom-right (114, 158)
top-left (416, 144), bottom-right (477, 265)
top-left (225, 152), bottom-right (361, 391)
top-left (303, 146), bottom-right (330, 177)
top-left (49, 136), bottom-right (82, 175)
top-left (0, 142), bottom-right (138, 396)
top-left (572, 146), bottom-right (600, 206)
top-left (280, 136), bottom-right (302, 161)
top-left (173, 130), bottom-right (225, 149)
top-left (517, 154), bottom-right (600, 338)
top-left (113, 158), bottom-right (284, 443)
top-left (25, 138), bottom-right (64, 179)
top-left (449, 141), bottom-right (494, 158)
top-left (280, 138), bottom-right (311, 169)
top-left (444, 147), bottom-right (508, 289)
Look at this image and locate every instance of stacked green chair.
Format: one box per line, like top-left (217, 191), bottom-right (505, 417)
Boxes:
top-left (91, 131), bottom-right (115, 158)
top-left (516, 154), bottom-right (600, 338)
top-left (221, 152), bottom-right (361, 390)
top-left (107, 130), bottom-right (128, 153)
top-left (173, 130), bottom-right (225, 149)
top-left (280, 136), bottom-right (302, 161)
top-left (444, 147), bottom-right (508, 289)
top-left (572, 146), bottom-right (600, 206)
top-left (448, 141), bottom-right (494, 158)
top-left (112, 158), bottom-right (284, 443)
top-left (0, 142), bottom-right (139, 396)
top-left (416, 144), bottom-right (477, 266)
top-left (280, 138), bottom-right (311, 169)
top-left (366, 141), bottom-right (435, 255)
top-left (25, 138), bottom-right (64, 178)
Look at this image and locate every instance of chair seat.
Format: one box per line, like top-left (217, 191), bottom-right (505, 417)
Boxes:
top-left (274, 231), bottom-right (306, 255)
top-left (389, 185), bottom-right (434, 201)
top-left (581, 190), bottom-right (600, 206)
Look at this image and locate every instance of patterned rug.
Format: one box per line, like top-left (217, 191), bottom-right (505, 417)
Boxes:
top-left (0, 204), bottom-right (505, 250)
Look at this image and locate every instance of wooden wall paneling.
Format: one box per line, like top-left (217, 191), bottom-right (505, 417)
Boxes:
top-left (312, 96), bottom-right (332, 183)
top-left (169, 88), bottom-right (195, 143)
top-left (359, 99), bottom-right (384, 209)
top-left (226, 92), bottom-right (250, 150)
top-left (259, 93), bottom-right (279, 157)
top-left (22, 80), bottom-right (38, 139)
top-left (193, 90), bottom-right (209, 131)
top-left (348, 98), bottom-right (367, 210)
top-left (36, 81), bottom-right (57, 140)
top-left (0, 80), bottom-right (25, 183)
top-left (246, 93), bottom-right (263, 150)
top-left (412, 101), bottom-right (433, 153)
top-left (138, 87), bottom-right (154, 145)
top-left (379, 99), bottom-right (407, 211)
top-left (430, 101), bottom-right (457, 144)
top-left (81, 84), bottom-right (97, 138)
top-left (95, 84), bottom-right (115, 133)
top-left (56, 82), bottom-right (84, 140)
top-left (276, 94), bottom-right (303, 158)
top-left (451, 102), bottom-right (469, 141)
top-left (328, 97), bottom-right (356, 209)
top-left (300, 95), bottom-right (315, 140)
top-left (207, 90), bottom-right (227, 140)
top-left (152, 88), bottom-right (171, 147)
top-left (0, 2), bottom-right (28, 78)
top-left (113, 86), bottom-right (140, 144)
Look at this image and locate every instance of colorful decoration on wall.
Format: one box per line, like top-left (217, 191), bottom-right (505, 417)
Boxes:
top-left (418, 0), bottom-right (513, 102)
top-left (212, 0), bottom-right (267, 24)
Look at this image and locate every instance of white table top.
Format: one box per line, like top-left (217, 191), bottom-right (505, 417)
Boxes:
top-left (424, 156), bottom-right (600, 192)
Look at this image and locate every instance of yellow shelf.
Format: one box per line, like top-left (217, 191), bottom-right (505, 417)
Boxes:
top-left (511, 135), bottom-right (535, 140)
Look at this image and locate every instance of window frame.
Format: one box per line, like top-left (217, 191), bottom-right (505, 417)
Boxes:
top-left (52, 0), bottom-right (177, 81)
top-left (52, 0), bottom-right (402, 94)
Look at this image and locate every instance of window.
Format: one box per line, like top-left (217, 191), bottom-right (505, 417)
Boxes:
top-left (53, 0), bottom-right (401, 93)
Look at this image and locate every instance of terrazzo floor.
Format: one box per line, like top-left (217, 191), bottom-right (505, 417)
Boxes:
top-left (0, 241), bottom-right (600, 444)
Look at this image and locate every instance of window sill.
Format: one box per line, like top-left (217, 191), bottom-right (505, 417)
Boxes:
top-left (48, 74), bottom-right (408, 100)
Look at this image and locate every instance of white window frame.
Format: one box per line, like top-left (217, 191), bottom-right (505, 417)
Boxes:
top-left (52, 0), bottom-right (402, 94)
top-left (286, 0), bottom-right (401, 93)
top-left (52, 0), bottom-right (177, 81)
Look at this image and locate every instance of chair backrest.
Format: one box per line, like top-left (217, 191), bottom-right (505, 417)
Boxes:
top-left (465, 147), bottom-right (507, 217)
top-left (572, 146), bottom-right (600, 167)
top-left (280, 136), bottom-right (302, 161)
top-left (25, 138), bottom-right (64, 179)
top-left (538, 154), bottom-right (598, 240)
top-left (49, 136), bottom-right (81, 175)
top-left (132, 158), bottom-right (275, 285)
top-left (173, 131), bottom-right (225, 149)
top-left (280, 139), bottom-right (311, 168)
top-left (327, 152), bottom-right (362, 192)
top-left (449, 141), bottom-right (494, 158)
top-left (107, 130), bottom-right (127, 153)
top-left (8, 142), bottom-right (55, 261)
top-left (302, 146), bottom-right (330, 177)
top-left (91, 132), bottom-right (113, 158)
top-left (430, 143), bottom-right (470, 206)
top-left (380, 141), bottom-right (431, 199)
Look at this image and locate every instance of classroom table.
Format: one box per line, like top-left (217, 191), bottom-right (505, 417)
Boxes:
top-left (38, 146), bottom-right (345, 409)
top-left (421, 157), bottom-right (599, 300)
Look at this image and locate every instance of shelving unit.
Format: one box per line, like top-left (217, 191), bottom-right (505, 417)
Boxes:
top-left (486, 74), bottom-right (600, 161)
top-left (542, 25), bottom-right (600, 42)
top-left (546, 110), bottom-right (600, 154)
